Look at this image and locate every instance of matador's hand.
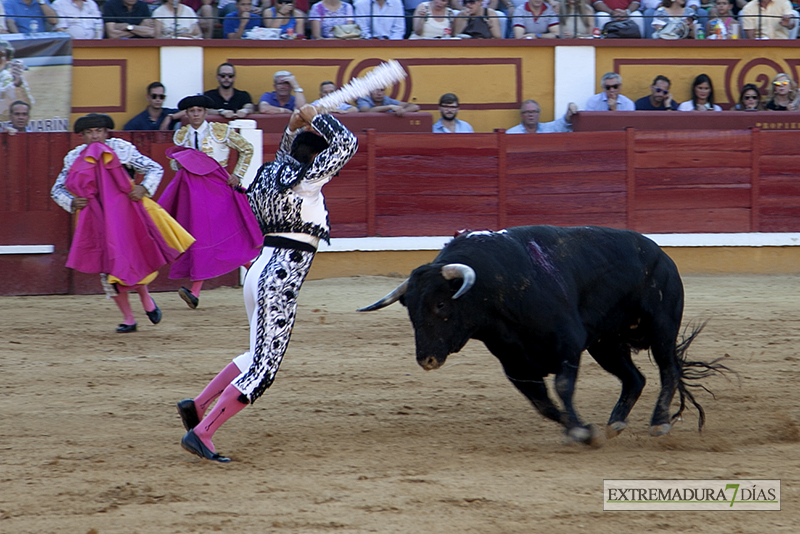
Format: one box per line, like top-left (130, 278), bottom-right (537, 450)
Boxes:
top-left (72, 197), bottom-right (89, 210)
top-left (128, 184), bottom-right (147, 201)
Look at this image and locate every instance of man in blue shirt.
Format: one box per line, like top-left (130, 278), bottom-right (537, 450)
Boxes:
top-left (357, 87), bottom-right (419, 116)
top-left (258, 70), bottom-right (307, 114)
top-left (506, 99), bottom-right (577, 134)
top-left (584, 72), bottom-right (636, 111)
top-left (5, 0), bottom-right (58, 33)
top-left (635, 75), bottom-right (679, 111)
top-left (432, 93), bottom-right (474, 133)
top-left (124, 82), bottom-right (183, 131)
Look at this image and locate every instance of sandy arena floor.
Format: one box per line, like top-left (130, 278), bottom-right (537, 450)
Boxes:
top-left (0, 274), bottom-right (798, 533)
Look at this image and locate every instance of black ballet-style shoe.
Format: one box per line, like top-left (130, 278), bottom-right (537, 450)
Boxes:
top-left (180, 430), bottom-right (230, 463)
top-left (178, 287), bottom-right (199, 309)
top-left (176, 398), bottom-right (200, 431)
top-left (116, 323), bottom-right (137, 333)
top-left (146, 302), bottom-right (162, 324)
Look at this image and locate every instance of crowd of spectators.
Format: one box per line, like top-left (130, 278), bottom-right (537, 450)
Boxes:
top-left (94, 65), bottom-right (800, 138)
top-left (0, 0), bottom-right (797, 39)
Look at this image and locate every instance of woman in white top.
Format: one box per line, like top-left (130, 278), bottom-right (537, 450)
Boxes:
top-left (410, 0), bottom-right (457, 38)
top-left (678, 73), bottom-right (723, 111)
top-left (558, 0), bottom-right (595, 38)
top-left (153, 0), bottom-right (202, 39)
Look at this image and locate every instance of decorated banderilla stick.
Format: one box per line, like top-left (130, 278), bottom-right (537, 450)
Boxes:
top-left (312, 60), bottom-right (408, 114)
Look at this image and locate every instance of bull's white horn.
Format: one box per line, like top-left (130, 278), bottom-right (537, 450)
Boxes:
top-left (357, 279), bottom-right (409, 312)
top-left (441, 263), bottom-right (476, 299)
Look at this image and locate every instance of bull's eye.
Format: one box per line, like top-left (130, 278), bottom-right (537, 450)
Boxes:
top-left (436, 301), bottom-right (445, 310)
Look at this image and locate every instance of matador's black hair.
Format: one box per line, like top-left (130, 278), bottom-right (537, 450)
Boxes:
top-left (291, 131), bottom-right (329, 164)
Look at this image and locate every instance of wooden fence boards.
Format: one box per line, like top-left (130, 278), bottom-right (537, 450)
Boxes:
top-left (3, 128), bottom-right (800, 294)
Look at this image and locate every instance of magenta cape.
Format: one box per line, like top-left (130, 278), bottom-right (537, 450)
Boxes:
top-left (158, 146), bottom-right (262, 281)
top-left (64, 142), bottom-right (180, 286)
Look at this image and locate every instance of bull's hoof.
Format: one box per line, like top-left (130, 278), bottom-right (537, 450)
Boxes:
top-left (565, 425), bottom-right (603, 447)
top-left (606, 421), bottom-right (627, 439)
top-left (649, 423), bottom-right (672, 437)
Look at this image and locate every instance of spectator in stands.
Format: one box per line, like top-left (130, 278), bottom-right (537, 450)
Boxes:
top-left (711, 0), bottom-right (738, 33)
top-left (506, 99), bottom-right (577, 133)
top-left (204, 63), bottom-right (255, 118)
top-left (53, 0), bottom-right (103, 38)
top-left (740, 0), bottom-right (795, 39)
top-left (224, 0), bottom-right (262, 38)
top-left (124, 82), bottom-right (184, 130)
top-left (765, 73), bottom-right (799, 111)
top-left (559, 0), bottom-right (595, 37)
top-left (592, 0), bottom-right (644, 36)
top-left (263, 0), bottom-right (306, 36)
top-left (635, 75), bottom-right (678, 110)
top-left (678, 73), bottom-right (722, 111)
top-left (433, 93), bottom-right (474, 133)
top-left (512, 0), bottom-right (558, 38)
top-left (0, 4), bottom-right (8, 34)
top-left (4, 0), bottom-right (58, 33)
top-left (356, 86), bottom-right (420, 116)
top-left (5, 100), bottom-right (30, 134)
top-left (453, 0), bottom-right (503, 38)
top-left (733, 83), bottom-right (764, 110)
top-left (354, 0), bottom-right (405, 39)
top-left (309, 0), bottom-right (356, 39)
top-left (585, 72), bottom-right (635, 111)
top-left (408, 0), bottom-right (456, 38)
top-left (219, 0), bottom-right (264, 19)
top-left (153, 0), bottom-right (202, 38)
top-left (651, 0), bottom-right (696, 38)
top-left (311, 80), bottom-right (357, 113)
top-left (259, 70), bottom-right (307, 114)
top-left (103, 0), bottom-right (155, 38)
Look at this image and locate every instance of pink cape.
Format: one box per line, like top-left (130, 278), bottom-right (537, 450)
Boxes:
top-left (158, 146), bottom-right (262, 281)
top-left (64, 142), bottom-right (180, 286)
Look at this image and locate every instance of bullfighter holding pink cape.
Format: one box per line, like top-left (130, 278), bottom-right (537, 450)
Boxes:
top-left (51, 113), bottom-right (195, 333)
top-left (160, 94), bottom-right (261, 309)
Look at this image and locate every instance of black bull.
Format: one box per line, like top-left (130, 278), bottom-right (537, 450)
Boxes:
top-left (359, 225), bottom-right (727, 444)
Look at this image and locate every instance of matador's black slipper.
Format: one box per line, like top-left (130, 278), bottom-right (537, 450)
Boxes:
top-left (146, 303), bottom-right (162, 324)
top-left (181, 430), bottom-right (230, 463)
top-left (178, 287), bottom-right (199, 309)
top-left (176, 398), bottom-right (200, 431)
top-left (116, 323), bottom-right (137, 333)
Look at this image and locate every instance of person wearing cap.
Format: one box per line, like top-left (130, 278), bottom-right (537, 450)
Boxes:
top-left (175, 105), bottom-right (357, 463)
top-left (50, 113), bottom-right (193, 333)
top-left (161, 94), bottom-right (261, 310)
top-left (258, 70), bottom-right (307, 114)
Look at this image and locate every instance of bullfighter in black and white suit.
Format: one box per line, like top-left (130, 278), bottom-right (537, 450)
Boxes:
top-left (176, 105), bottom-right (358, 463)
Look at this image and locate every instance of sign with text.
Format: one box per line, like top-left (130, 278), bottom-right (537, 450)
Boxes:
top-left (0, 33), bottom-right (71, 132)
top-left (604, 480), bottom-right (780, 511)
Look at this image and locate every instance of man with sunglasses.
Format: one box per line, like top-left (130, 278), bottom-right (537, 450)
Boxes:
top-left (204, 63), bottom-right (255, 120)
top-left (124, 82), bottom-right (184, 131)
top-left (584, 72), bottom-right (635, 112)
top-left (635, 75), bottom-right (678, 111)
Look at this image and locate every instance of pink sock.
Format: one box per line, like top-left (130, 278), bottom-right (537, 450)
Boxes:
top-left (190, 280), bottom-right (204, 298)
top-left (113, 288), bottom-right (136, 325)
top-left (134, 285), bottom-right (156, 312)
top-left (193, 384), bottom-right (247, 451)
top-left (194, 362), bottom-right (241, 418)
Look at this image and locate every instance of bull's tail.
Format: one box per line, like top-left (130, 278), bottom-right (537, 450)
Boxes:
top-left (672, 322), bottom-right (734, 430)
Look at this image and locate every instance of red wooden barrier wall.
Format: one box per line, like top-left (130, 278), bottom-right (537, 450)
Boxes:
top-left (2, 128), bottom-right (800, 295)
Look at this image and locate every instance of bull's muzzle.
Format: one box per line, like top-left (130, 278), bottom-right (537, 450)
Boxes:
top-left (417, 355), bottom-right (444, 371)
